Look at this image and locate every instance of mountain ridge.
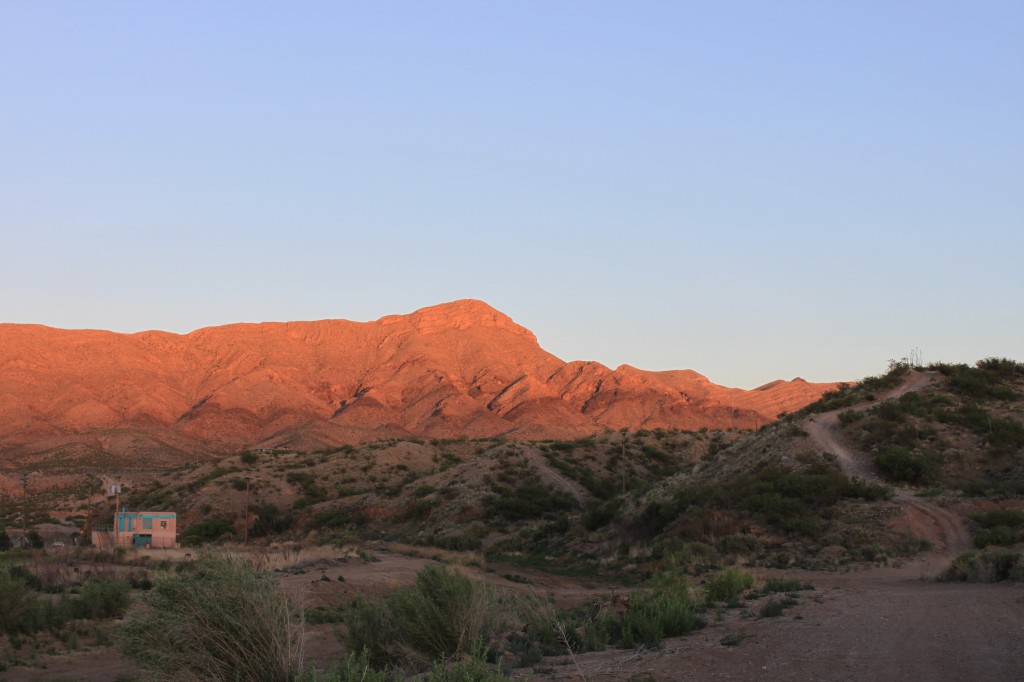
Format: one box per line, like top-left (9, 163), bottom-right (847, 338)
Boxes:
top-left (0, 300), bottom-right (840, 467)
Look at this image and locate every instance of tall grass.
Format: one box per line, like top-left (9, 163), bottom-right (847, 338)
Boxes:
top-left (117, 551), bottom-right (304, 682)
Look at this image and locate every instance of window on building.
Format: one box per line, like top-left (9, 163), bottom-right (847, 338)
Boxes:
top-left (143, 517), bottom-right (153, 530)
top-left (160, 521), bottom-right (168, 529)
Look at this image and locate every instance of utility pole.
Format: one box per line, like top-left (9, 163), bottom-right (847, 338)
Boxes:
top-left (112, 483), bottom-right (122, 547)
top-left (620, 428), bottom-right (628, 495)
top-left (243, 477), bottom-right (250, 546)
top-left (243, 471), bottom-right (253, 546)
top-left (20, 472), bottom-right (30, 537)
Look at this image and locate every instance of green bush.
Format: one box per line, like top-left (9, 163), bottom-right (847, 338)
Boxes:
top-left (703, 568), bottom-right (754, 602)
top-left (73, 578), bottom-right (131, 620)
top-left (838, 410), bottom-right (864, 426)
top-left (628, 459), bottom-right (880, 541)
top-left (116, 551), bottom-right (304, 681)
top-left (252, 504), bottom-right (292, 537)
top-left (874, 446), bottom-right (938, 484)
top-left (182, 517), bottom-right (235, 545)
top-left (347, 564), bottom-right (512, 669)
top-left (974, 526), bottom-right (1021, 548)
top-left (0, 569), bottom-right (38, 638)
top-left (943, 362), bottom-right (1021, 400)
top-left (482, 479), bottom-right (576, 521)
top-left (715, 534), bottom-right (761, 556)
top-left (8, 564), bottom-right (43, 590)
top-left (974, 509), bottom-right (1024, 529)
top-left (313, 509), bottom-right (350, 529)
top-left (622, 571), bottom-right (701, 648)
top-left (988, 417), bottom-right (1024, 453)
top-left (946, 549), bottom-right (1024, 582)
top-left (583, 498), bottom-right (623, 531)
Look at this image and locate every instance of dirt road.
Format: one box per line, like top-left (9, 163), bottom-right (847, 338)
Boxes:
top-left (554, 569), bottom-right (1024, 681)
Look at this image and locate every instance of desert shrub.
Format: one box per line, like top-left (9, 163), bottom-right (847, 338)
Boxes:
top-left (252, 503), bottom-right (293, 537)
top-left (583, 498), bottom-right (623, 531)
top-left (946, 549), bottom-right (1024, 583)
top-left (419, 531), bottom-right (483, 552)
top-left (182, 517), bottom-right (235, 545)
top-left (668, 542), bottom-right (719, 572)
top-left (482, 480), bottom-right (575, 522)
top-left (0, 569), bottom-right (38, 637)
top-left (8, 564), bottom-right (43, 590)
top-left (974, 526), bottom-right (1021, 548)
top-left (240, 451), bottom-right (259, 465)
top-left (759, 598), bottom-right (792, 618)
top-left (703, 568), bottom-right (754, 603)
top-left (346, 564), bottom-right (512, 669)
top-left (874, 446), bottom-right (938, 484)
top-left (988, 417), bottom-right (1024, 454)
top-left (628, 460), bottom-right (879, 541)
top-left (942, 362), bottom-right (1021, 400)
top-left (762, 578), bottom-right (813, 594)
top-left (838, 410), bottom-right (864, 426)
top-left (313, 509), bottom-right (350, 529)
top-left (975, 357), bottom-right (1024, 375)
top-left (116, 551), bottom-right (304, 681)
top-left (974, 509), bottom-right (1024, 529)
top-left (715, 534), bottom-right (762, 557)
top-left (401, 499), bottom-right (434, 521)
top-left (621, 570), bottom-right (701, 648)
top-left (286, 471), bottom-right (314, 486)
top-left (414, 485), bottom-right (437, 498)
top-left (73, 578), bottom-right (131, 620)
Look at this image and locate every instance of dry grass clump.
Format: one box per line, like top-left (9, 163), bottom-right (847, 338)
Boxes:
top-left (116, 550), bottom-right (304, 682)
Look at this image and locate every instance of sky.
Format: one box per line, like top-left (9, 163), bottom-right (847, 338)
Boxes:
top-left (1, 2), bottom-right (1021, 389)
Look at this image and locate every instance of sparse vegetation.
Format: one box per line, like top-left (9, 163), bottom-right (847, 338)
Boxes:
top-left (946, 549), bottom-right (1024, 583)
top-left (345, 564), bottom-right (512, 669)
top-left (703, 568), bottom-right (754, 603)
top-left (116, 551), bottom-right (304, 681)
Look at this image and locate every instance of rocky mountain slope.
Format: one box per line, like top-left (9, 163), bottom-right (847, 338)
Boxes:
top-left (0, 300), bottom-right (837, 466)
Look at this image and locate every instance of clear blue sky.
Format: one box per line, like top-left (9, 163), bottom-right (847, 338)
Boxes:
top-left (1, 2), bottom-right (1021, 388)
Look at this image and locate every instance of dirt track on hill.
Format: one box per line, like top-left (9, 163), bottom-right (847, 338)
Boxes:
top-left (541, 371), bottom-right (1024, 681)
top-left (804, 371), bottom-right (971, 558)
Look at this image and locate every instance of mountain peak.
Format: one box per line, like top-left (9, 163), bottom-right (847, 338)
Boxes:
top-left (381, 299), bottom-right (535, 340)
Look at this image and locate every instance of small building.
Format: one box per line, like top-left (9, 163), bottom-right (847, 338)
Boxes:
top-left (92, 510), bottom-right (177, 549)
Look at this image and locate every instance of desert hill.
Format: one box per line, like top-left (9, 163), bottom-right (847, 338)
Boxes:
top-left (0, 300), bottom-right (837, 466)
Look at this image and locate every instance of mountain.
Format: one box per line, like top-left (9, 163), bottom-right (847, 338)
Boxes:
top-left (0, 300), bottom-right (839, 467)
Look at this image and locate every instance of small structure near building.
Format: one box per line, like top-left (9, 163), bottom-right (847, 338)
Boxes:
top-left (92, 509), bottom-right (177, 549)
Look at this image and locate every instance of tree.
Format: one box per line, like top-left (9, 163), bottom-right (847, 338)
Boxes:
top-left (26, 529), bottom-right (44, 549)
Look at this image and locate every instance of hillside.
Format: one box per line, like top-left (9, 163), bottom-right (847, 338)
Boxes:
top-left (47, 359), bottom-right (1018, 580)
top-left (2, 359), bottom-right (1022, 682)
top-left (0, 300), bottom-right (836, 467)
